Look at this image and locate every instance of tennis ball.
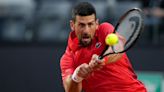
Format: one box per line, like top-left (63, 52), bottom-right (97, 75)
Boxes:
top-left (105, 33), bottom-right (119, 46)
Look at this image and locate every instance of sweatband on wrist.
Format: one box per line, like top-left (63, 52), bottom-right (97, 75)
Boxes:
top-left (71, 70), bottom-right (83, 83)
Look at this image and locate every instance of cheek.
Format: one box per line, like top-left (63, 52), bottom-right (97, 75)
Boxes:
top-left (91, 28), bottom-right (96, 37)
top-left (75, 28), bottom-right (81, 38)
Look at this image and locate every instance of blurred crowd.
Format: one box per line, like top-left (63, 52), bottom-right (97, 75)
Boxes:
top-left (141, 0), bottom-right (164, 46)
top-left (0, 0), bottom-right (163, 46)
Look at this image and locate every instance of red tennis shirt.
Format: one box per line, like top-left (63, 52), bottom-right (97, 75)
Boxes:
top-left (60, 23), bottom-right (147, 92)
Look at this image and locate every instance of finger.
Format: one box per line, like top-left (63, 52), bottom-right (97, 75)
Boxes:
top-left (89, 61), bottom-right (99, 69)
top-left (95, 66), bottom-right (103, 71)
top-left (91, 54), bottom-right (99, 61)
top-left (78, 64), bottom-right (92, 78)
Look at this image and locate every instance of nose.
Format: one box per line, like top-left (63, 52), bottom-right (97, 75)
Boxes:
top-left (83, 25), bottom-right (90, 33)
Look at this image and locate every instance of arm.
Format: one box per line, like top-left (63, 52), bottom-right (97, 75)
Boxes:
top-left (94, 23), bottom-right (124, 65)
top-left (103, 53), bottom-right (123, 64)
top-left (102, 32), bottom-right (124, 64)
top-left (60, 47), bottom-right (93, 92)
top-left (63, 75), bottom-right (82, 92)
top-left (64, 63), bottom-right (94, 92)
top-left (60, 47), bottom-right (82, 92)
top-left (89, 53), bottom-right (123, 68)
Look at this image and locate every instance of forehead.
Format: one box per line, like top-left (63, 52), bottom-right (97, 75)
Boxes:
top-left (75, 14), bottom-right (96, 23)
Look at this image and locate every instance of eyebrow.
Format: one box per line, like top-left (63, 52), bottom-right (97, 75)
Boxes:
top-left (78, 20), bottom-right (95, 24)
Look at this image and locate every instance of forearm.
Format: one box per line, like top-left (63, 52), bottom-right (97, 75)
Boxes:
top-left (105, 53), bottom-right (123, 64)
top-left (64, 75), bottom-right (82, 92)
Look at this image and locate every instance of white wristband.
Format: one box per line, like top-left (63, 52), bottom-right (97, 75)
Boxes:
top-left (71, 69), bottom-right (83, 83)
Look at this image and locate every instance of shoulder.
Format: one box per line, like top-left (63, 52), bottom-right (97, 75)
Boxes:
top-left (69, 31), bottom-right (76, 40)
top-left (67, 31), bottom-right (79, 52)
top-left (95, 22), bottom-right (114, 40)
top-left (98, 22), bottom-right (114, 32)
top-left (99, 22), bottom-right (114, 28)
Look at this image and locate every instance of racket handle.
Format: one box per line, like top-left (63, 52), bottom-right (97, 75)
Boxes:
top-left (98, 56), bottom-right (108, 64)
top-left (98, 55), bottom-right (104, 60)
top-left (98, 55), bottom-right (107, 60)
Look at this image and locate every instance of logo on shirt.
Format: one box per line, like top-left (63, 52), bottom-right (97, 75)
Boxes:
top-left (95, 42), bottom-right (101, 48)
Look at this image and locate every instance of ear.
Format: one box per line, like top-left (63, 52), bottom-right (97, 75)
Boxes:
top-left (96, 19), bottom-right (99, 29)
top-left (70, 20), bottom-right (75, 31)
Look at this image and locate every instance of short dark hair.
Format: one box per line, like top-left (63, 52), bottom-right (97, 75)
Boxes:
top-left (72, 2), bottom-right (97, 21)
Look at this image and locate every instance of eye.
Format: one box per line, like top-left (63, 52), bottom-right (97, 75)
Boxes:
top-left (88, 22), bottom-right (94, 27)
top-left (79, 23), bottom-right (85, 28)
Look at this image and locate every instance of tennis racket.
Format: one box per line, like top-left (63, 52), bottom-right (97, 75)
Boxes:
top-left (99, 8), bottom-right (144, 59)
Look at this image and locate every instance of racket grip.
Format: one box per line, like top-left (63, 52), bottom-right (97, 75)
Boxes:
top-left (98, 56), bottom-right (108, 64)
top-left (98, 56), bottom-right (103, 60)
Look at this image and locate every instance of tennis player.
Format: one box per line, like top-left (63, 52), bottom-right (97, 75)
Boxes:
top-left (60, 2), bottom-right (147, 92)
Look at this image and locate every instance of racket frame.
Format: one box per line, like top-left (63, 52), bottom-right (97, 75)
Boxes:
top-left (99, 8), bottom-right (144, 59)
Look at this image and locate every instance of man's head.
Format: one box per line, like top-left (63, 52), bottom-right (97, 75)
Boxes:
top-left (70, 2), bottom-right (99, 47)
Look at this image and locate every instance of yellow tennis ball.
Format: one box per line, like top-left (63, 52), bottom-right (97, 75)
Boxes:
top-left (105, 33), bottom-right (119, 46)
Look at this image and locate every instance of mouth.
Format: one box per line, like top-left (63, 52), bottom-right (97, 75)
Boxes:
top-left (80, 34), bottom-right (92, 46)
top-left (82, 36), bottom-right (90, 42)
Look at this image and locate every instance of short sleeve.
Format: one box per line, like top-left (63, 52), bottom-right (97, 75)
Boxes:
top-left (97, 22), bottom-right (114, 42)
top-left (60, 46), bottom-right (74, 80)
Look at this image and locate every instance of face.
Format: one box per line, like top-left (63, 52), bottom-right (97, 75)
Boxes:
top-left (70, 14), bottom-right (99, 47)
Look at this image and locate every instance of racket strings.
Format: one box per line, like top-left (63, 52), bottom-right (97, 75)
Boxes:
top-left (99, 8), bottom-right (144, 59)
top-left (116, 10), bottom-right (143, 51)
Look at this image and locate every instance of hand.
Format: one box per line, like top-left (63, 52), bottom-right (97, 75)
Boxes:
top-left (89, 54), bottom-right (105, 71)
top-left (76, 63), bottom-right (93, 78)
top-left (89, 53), bottom-right (123, 66)
top-left (72, 63), bottom-right (93, 83)
top-left (103, 32), bottom-right (124, 64)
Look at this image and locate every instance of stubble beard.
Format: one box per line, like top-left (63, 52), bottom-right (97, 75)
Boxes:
top-left (79, 38), bottom-right (92, 47)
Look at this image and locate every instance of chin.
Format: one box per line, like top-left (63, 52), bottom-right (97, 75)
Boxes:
top-left (80, 40), bottom-right (92, 47)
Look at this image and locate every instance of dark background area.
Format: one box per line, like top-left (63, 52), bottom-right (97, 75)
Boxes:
top-left (0, 45), bottom-right (65, 92)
